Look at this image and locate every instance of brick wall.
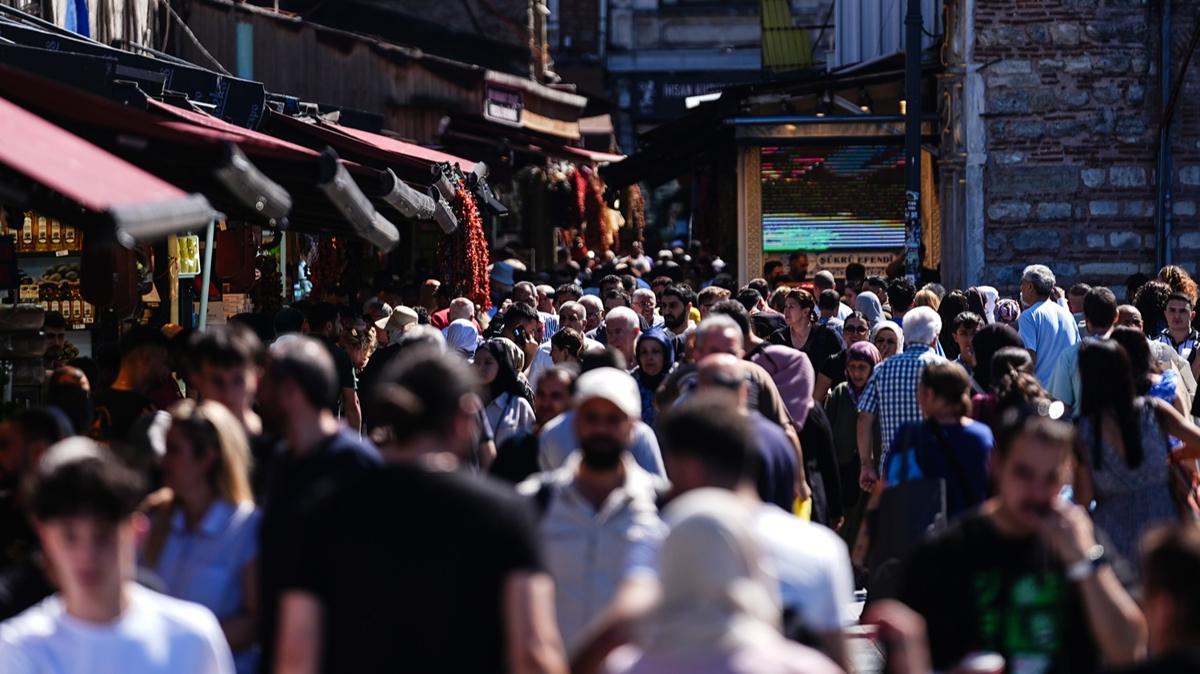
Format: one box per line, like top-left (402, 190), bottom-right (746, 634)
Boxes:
top-left (973, 0), bottom-right (1200, 296)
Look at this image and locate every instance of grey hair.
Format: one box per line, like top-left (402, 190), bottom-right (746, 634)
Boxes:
top-left (579, 295), bottom-right (603, 313)
top-left (396, 324), bottom-right (446, 351)
top-left (558, 301), bottom-right (585, 320)
top-left (695, 314), bottom-right (744, 351)
top-left (448, 297), bottom-right (475, 321)
top-left (902, 306), bottom-right (942, 346)
top-left (1022, 265), bottom-right (1056, 297)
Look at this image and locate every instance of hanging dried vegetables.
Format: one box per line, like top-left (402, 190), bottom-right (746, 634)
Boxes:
top-left (626, 184), bottom-right (646, 245)
top-left (309, 235), bottom-right (346, 298)
top-left (581, 166), bottom-right (608, 255)
top-left (437, 181), bottom-right (492, 310)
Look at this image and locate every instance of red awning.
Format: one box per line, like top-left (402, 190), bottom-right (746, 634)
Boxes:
top-left (327, 123), bottom-right (477, 171)
top-left (0, 94), bottom-right (213, 243)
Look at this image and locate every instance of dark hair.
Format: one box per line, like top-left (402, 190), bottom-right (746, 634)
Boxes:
top-left (661, 284), bottom-right (695, 308)
top-left (865, 275), bottom-right (888, 291)
top-left (550, 327), bottom-right (585, 360)
top-left (659, 391), bottom-right (755, 484)
top-left (620, 275), bottom-right (637, 293)
top-left (304, 302), bottom-right (339, 334)
top-left (845, 263), bottom-right (867, 282)
top-left (1142, 524), bottom-right (1200, 638)
top-left (581, 347), bottom-right (627, 373)
top-left (601, 289), bottom-right (631, 308)
top-left (555, 283), bottom-right (583, 302)
top-left (921, 362), bottom-right (973, 416)
top-left (817, 289), bottom-right (841, 312)
top-left (368, 347), bottom-right (480, 445)
top-left (504, 302), bottom-right (539, 326)
top-left (1108, 326), bottom-right (1155, 395)
top-left (1083, 287), bottom-right (1119, 329)
top-left (938, 291), bottom-right (971, 359)
top-left (972, 323), bottom-right (1025, 390)
top-left (12, 408), bottom-right (70, 447)
top-left (1167, 291), bottom-right (1195, 309)
top-left (267, 335), bottom-right (339, 411)
top-left (118, 325), bottom-right (167, 359)
top-left (994, 408), bottom-right (1076, 460)
top-left (45, 367), bottom-right (93, 435)
top-left (1078, 337), bottom-right (1143, 470)
top-left (28, 439), bottom-right (145, 522)
top-left (887, 277), bottom-right (917, 312)
top-left (735, 288), bottom-right (762, 312)
top-left (43, 311), bottom-right (67, 330)
top-left (952, 311), bottom-right (983, 332)
top-left (763, 260), bottom-right (784, 277)
top-left (189, 323), bottom-right (264, 370)
top-left (599, 274), bottom-right (623, 290)
top-left (710, 300), bottom-right (752, 342)
top-left (963, 287), bottom-right (988, 322)
top-left (538, 366), bottom-right (579, 394)
top-left (273, 307), bottom-right (306, 335)
top-left (1125, 272), bottom-right (1152, 304)
top-left (1133, 280), bottom-right (1172, 337)
top-left (991, 347), bottom-right (1048, 412)
top-left (747, 278), bottom-right (771, 301)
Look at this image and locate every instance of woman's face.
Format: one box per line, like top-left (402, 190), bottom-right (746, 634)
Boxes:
top-left (874, 328), bottom-right (900, 359)
top-left (161, 425), bottom-right (210, 495)
top-left (637, 340), bottom-right (666, 377)
top-left (473, 347), bottom-right (499, 385)
top-left (843, 318), bottom-right (869, 345)
top-left (784, 298), bottom-right (811, 329)
top-left (847, 360), bottom-right (873, 389)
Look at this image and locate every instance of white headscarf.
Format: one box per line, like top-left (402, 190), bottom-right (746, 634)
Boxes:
top-left (637, 489), bottom-right (782, 658)
top-left (872, 320), bottom-right (905, 356)
top-left (979, 286), bottom-right (999, 324)
top-left (444, 319), bottom-right (481, 358)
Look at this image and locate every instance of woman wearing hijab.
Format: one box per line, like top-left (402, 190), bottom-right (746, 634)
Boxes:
top-left (445, 319), bottom-right (481, 359)
top-left (825, 341), bottom-right (882, 545)
top-left (632, 330), bottom-right (676, 426)
top-left (871, 320), bottom-right (904, 360)
top-left (854, 291), bottom-right (885, 329)
top-left (812, 312), bottom-right (871, 404)
top-left (604, 489), bottom-right (841, 674)
top-left (473, 338), bottom-right (535, 447)
top-left (937, 291), bottom-right (970, 359)
top-left (977, 286), bottom-right (999, 324)
top-left (995, 298), bottom-right (1021, 327)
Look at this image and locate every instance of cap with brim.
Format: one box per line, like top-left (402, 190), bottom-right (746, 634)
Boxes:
top-left (572, 367), bottom-right (641, 419)
top-left (375, 305), bottom-right (418, 332)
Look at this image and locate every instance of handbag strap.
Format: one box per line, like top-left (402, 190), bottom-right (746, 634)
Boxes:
top-left (927, 420), bottom-right (979, 505)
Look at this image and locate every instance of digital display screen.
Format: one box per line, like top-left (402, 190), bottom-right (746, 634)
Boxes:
top-left (761, 143), bottom-right (906, 252)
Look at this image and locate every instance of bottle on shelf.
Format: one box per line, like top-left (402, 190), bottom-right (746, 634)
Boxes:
top-left (21, 212), bottom-right (33, 252)
top-left (50, 218), bottom-right (62, 248)
top-left (35, 215), bottom-right (48, 252)
top-left (64, 223), bottom-right (77, 249)
top-left (71, 284), bottom-right (83, 324)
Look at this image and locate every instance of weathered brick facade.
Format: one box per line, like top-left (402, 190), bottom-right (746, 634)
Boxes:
top-left (949, 0), bottom-right (1200, 295)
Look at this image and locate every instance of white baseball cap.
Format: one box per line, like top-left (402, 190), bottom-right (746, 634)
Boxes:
top-left (572, 367), bottom-right (641, 419)
top-left (375, 305), bottom-right (418, 333)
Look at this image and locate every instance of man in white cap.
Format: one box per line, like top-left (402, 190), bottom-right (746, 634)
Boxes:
top-left (518, 368), bottom-right (667, 656)
top-left (374, 305), bottom-right (418, 345)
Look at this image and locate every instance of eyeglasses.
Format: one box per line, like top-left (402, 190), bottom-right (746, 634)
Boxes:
top-left (845, 325), bottom-right (869, 334)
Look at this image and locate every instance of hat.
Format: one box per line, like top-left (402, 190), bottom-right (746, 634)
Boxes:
top-left (573, 367), bottom-right (641, 419)
top-left (375, 305), bottom-right (418, 333)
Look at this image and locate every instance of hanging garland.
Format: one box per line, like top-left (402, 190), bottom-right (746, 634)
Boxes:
top-left (626, 184), bottom-right (646, 245)
top-left (437, 180), bottom-right (492, 310)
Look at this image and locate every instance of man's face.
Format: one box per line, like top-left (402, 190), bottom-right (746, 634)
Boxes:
top-left (536, 288), bottom-right (555, 314)
top-left (607, 320), bottom-right (638, 357)
top-left (698, 297), bottom-right (717, 319)
top-left (574, 398), bottom-right (631, 471)
top-left (633, 294), bottom-right (656, 324)
top-left (1166, 299), bottom-right (1194, 332)
top-left (694, 328), bottom-right (743, 360)
top-left (555, 291), bottom-right (577, 307)
top-left (559, 306), bottom-right (586, 333)
top-left (194, 362), bottom-right (258, 414)
top-left (993, 433), bottom-right (1073, 534)
top-left (954, 326), bottom-right (977, 360)
top-left (45, 326), bottom-right (67, 354)
top-left (660, 295), bottom-right (690, 331)
top-left (534, 374), bottom-right (572, 426)
top-left (789, 253), bottom-right (809, 279)
top-left (513, 284), bottom-right (535, 305)
top-left (1067, 293), bottom-right (1086, 315)
top-left (583, 303), bottom-right (603, 331)
top-left (1118, 307), bottom-right (1144, 331)
top-left (603, 295), bottom-right (626, 313)
top-left (1019, 280), bottom-right (1036, 307)
top-left (600, 280), bottom-right (621, 296)
top-left (38, 515), bottom-right (131, 606)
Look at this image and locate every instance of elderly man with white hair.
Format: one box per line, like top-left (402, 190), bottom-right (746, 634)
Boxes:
top-left (605, 306), bottom-right (642, 368)
top-left (579, 295), bottom-right (605, 333)
top-left (1018, 264), bottom-right (1080, 387)
top-left (856, 306), bottom-right (947, 492)
top-left (631, 288), bottom-right (664, 329)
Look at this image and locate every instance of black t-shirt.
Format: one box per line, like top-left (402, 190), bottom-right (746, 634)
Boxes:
top-left (90, 388), bottom-right (154, 445)
top-left (258, 428), bottom-right (380, 673)
top-left (901, 512), bottom-right (1101, 674)
top-left (819, 349), bottom-right (848, 389)
top-left (491, 430), bottom-right (542, 485)
top-left (768, 324), bottom-right (844, 375)
top-left (319, 336), bottom-right (357, 419)
top-left (283, 465), bottom-right (544, 674)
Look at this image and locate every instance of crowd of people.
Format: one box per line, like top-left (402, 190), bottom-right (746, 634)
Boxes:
top-left (2, 242), bottom-right (1200, 674)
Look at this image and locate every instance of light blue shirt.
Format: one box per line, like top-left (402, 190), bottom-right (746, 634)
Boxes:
top-left (1018, 299), bottom-right (1081, 387)
top-left (152, 500), bottom-right (260, 674)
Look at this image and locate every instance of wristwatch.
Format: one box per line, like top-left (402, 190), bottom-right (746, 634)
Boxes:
top-left (1066, 544), bottom-right (1108, 582)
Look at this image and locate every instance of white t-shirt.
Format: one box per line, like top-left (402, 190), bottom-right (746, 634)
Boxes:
top-left (0, 584), bottom-right (234, 674)
top-left (752, 505), bottom-right (855, 633)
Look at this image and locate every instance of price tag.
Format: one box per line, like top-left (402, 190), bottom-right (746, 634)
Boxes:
top-left (54, 249), bottom-right (69, 258)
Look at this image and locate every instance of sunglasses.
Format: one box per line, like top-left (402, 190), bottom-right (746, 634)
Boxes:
top-left (845, 325), bottom-right (869, 334)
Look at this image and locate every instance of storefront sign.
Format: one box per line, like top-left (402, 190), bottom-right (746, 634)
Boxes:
top-left (813, 251), bottom-right (894, 278)
top-left (484, 86), bottom-right (523, 126)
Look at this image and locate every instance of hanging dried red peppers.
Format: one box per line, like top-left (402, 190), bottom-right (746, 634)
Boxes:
top-left (437, 180), bottom-right (492, 310)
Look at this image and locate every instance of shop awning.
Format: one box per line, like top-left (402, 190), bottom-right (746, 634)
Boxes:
top-left (0, 94), bottom-right (213, 245)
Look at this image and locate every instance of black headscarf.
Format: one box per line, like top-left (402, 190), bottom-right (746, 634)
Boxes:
top-left (479, 338), bottom-right (533, 404)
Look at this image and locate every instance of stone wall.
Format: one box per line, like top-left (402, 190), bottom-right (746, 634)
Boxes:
top-left (972, 0), bottom-right (1200, 296)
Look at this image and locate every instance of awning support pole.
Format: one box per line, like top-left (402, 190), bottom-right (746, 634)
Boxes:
top-left (198, 218), bottom-right (216, 330)
top-left (279, 232), bottom-right (288, 303)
